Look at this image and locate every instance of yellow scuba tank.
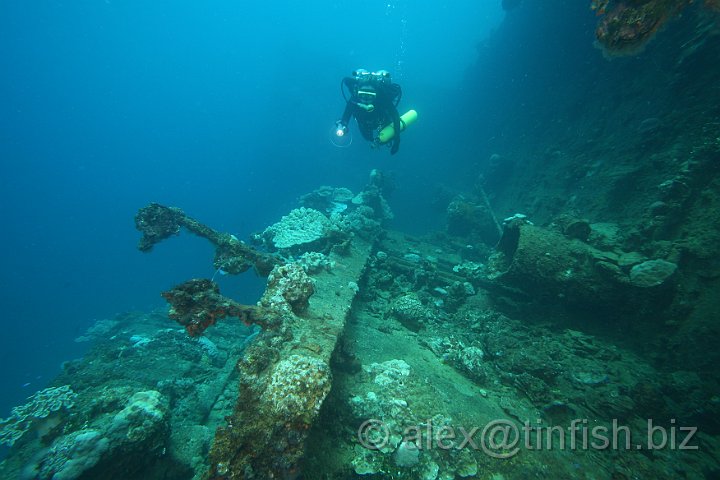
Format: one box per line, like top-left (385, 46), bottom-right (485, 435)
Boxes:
top-left (377, 109), bottom-right (418, 144)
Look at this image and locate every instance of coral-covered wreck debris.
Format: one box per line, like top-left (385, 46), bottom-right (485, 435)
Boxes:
top-left (135, 202), bottom-right (279, 275)
top-left (592, 0), bottom-right (718, 56)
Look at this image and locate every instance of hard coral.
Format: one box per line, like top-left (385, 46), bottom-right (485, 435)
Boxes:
top-left (261, 263), bottom-right (315, 315)
top-left (31, 390), bottom-right (168, 480)
top-left (261, 354), bottom-right (331, 423)
top-left (263, 208), bottom-right (333, 251)
top-left (0, 385), bottom-right (77, 446)
top-left (388, 294), bottom-right (433, 331)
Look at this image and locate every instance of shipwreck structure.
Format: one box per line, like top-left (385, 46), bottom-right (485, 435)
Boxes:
top-left (132, 184), bottom-right (387, 478)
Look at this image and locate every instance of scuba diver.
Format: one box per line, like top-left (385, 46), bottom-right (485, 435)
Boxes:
top-left (334, 69), bottom-right (403, 155)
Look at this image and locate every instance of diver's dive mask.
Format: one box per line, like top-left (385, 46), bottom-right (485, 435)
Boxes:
top-left (357, 88), bottom-right (376, 102)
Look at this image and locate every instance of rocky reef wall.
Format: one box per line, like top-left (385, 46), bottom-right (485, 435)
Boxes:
top-left (459, 1), bottom-right (720, 369)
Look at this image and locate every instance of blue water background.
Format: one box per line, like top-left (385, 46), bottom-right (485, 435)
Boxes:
top-left (0, 1), bottom-right (503, 416)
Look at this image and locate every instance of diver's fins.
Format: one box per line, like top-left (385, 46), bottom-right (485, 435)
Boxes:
top-left (377, 109), bottom-right (418, 144)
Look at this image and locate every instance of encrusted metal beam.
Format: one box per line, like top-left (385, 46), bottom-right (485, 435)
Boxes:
top-left (205, 237), bottom-right (375, 479)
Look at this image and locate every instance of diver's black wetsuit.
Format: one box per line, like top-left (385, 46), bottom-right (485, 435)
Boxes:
top-left (339, 76), bottom-right (402, 155)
